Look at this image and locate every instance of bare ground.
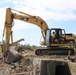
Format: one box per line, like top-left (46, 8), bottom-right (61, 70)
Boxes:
top-left (0, 49), bottom-right (76, 75)
top-left (0, 49), bottom-right (35, 75)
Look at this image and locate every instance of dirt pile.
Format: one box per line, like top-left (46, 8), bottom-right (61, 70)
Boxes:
top-left (11, 57), bottom-right (34, 75)
top-left (0, 48), bottom-right (34, 75)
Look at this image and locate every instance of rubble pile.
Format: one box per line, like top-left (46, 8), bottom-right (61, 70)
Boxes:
top-left (11, 57), bottom-right (34, 75)
top-left (0, 48), bottom-right (34, 75)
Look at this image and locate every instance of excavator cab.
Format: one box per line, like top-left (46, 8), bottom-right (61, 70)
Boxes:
top-left (45, 28), bottom-right (66, 46)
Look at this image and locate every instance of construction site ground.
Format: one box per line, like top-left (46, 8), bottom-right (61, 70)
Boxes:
top-left (0, 49), bottom-right (76, 75)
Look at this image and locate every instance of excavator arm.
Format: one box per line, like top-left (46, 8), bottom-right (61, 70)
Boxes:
top-left (2, 8), bottom-right (48, 63)
top-left (3, 8), bottom-right (48, 48)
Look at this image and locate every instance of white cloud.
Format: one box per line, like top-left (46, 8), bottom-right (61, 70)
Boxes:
top-left (11, 0), bottom-right (76, 20)
top-left (0, 0), bottom-right (76, 30)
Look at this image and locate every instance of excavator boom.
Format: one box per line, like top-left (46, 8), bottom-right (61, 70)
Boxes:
top-left (3, 8), bottom-right (48, 48)
top-left (2, 8), bottom-right (48, 63)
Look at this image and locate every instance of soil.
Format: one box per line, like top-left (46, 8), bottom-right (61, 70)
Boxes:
top-left (0, 49), bottom-right (76, 75)
top-left (0, 49), bottom-right (35, 75)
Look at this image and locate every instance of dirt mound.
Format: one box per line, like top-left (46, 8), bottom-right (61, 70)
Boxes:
top-left (0, 48), bottom-right (34, 75)
top-left (11, 57), bottom-right (34, 75)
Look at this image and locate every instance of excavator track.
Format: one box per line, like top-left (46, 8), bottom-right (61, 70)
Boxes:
top-left (35, 47), bottom-right (75, 55)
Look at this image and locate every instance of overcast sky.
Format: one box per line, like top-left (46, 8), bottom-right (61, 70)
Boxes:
top-left (0, 0), bottom-right (76, 45)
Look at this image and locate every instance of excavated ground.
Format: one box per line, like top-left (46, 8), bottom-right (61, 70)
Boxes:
top-left (0, 49), bottom-right (35, 75)
top-left (0, 49), bottom-right (76, 75)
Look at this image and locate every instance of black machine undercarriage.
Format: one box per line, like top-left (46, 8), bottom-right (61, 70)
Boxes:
top-left (35, 47), bottom-right (75, 55)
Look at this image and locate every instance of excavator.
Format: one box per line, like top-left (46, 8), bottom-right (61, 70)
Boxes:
top-left (1, 8), bottom-right (76, 64)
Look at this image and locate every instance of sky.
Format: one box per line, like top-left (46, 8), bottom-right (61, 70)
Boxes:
top-left (0, 0), bottom-right (76, 46)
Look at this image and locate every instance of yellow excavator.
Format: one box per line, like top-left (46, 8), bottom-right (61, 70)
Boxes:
top-left (1, 8), bottom-right (76, 63)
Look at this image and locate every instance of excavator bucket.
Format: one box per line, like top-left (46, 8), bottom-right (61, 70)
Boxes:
top-left (3, 46), bottom-right (20, 64)
top-left (1, 39), bottom-right (24, 64)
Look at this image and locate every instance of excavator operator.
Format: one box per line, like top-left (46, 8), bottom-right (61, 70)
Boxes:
top-left (52, 32), bottom-right (56, 38)
top-left (52, 31), bottom-right (56, 43)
